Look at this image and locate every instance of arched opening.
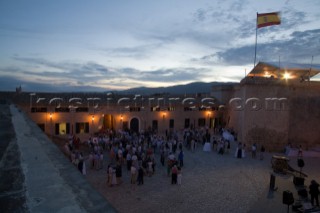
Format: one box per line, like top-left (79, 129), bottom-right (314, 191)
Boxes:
top-left (130, 117), bottom-right (139, 133)
top-left (102, 114), bottom-right (114, 131)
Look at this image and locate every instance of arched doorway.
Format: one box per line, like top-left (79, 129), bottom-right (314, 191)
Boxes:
top-left (103, 114), bottom-right (114, 130)
top-left (130, 117), bottom-right (139, 133)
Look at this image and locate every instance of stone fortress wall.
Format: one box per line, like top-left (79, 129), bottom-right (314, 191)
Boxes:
top-left (225, 77), bottom-right (320, 151)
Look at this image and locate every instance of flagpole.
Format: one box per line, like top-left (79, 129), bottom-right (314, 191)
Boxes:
top-left (309, 55), bottom-right (313, 83)
top-left (278, 55), bottom-right (281, 79)
top-left (254, 12), bottom-right (258, 67)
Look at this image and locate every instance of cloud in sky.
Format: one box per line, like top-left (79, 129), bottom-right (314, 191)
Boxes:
top-left (0, 0), bottom-right (319, 92)
top-left (195, 29), bottom-right (320, 66)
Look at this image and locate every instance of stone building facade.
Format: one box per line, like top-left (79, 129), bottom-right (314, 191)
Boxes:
top-left (223, 62), bottom-right (320, 151)
top-left (10, 93), bottom-right (223, 141)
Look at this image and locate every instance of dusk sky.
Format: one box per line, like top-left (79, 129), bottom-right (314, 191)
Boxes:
top-left (0, 0), bottom-right (319, 92)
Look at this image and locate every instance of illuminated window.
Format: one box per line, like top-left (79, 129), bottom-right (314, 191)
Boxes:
top-left (167, 107), bottom-right (175, 111)
top-left (75, 122), bottom-right (89, 134)
top-left (55, 123), bottom-right (70, 135)
top-left (151, 107), bottom-right (160, 111)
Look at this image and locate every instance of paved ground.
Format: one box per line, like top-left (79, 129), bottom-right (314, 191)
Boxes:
top-left (85, 149), bottom-right (270, 213)
top-left (72, 138), bottom-right (320, 213)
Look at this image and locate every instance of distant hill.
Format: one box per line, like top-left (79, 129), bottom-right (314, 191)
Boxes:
top-left (116, 82), bottom-right (237, 95)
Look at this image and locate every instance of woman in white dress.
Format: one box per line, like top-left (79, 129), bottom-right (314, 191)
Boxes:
top-left (242, 144), bottom-right (246, 158)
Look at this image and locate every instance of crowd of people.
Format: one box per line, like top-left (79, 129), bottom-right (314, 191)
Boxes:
top-left (61, 127), bottom-right (271, 189)
top-left (56, 127), bottom-right (320, 211)
top-left (63, 135), bottom-right (87, 175)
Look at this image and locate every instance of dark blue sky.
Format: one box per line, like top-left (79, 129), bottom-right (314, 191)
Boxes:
top-left (0, 0), bottom-right (319, 92)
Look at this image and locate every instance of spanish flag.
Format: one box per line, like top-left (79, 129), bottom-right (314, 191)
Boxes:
top-left (257, 12), bottom-right (281, 28)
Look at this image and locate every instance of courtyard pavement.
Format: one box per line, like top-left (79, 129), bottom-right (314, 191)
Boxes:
top-left (81, 140), bottom-right (320, 213)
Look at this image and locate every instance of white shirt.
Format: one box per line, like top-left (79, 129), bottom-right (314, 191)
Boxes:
top-left (131, 166), bottom-right (137, 174)
top-left (132, 155), bottom-right (138, 161)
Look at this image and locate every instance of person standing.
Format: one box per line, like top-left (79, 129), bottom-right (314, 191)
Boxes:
top-left (132, 153), bottom-right (138, 169)
top-left (309, 180), bottom-right (320, 207)
top-left (213, 138), bottom-right (217, 151)
top-left (79, 152), bottom-right (86, 175)
top-left (147, 160), bottom-right (153, 177)
top-left (191, 138), bottom-right (195, 152)
top-left (236, 142), bottom-right (242, 158)
top-left (260, 145), bottom-right (265, 160)
top-left (178, 150), bottom-right (184, 168)
top-left (167, 157), bottom-right (173, 177)
top-left (130, 165), bottom-right (137, 184)
top-left (94, 152), bottom-right (100, 170)
top-left (111, 166), bottom-right (117, 186)
top-left (117, 148), bottom-right (123, 165)
top-left (177, 166), bottom-right (182, 185)
top-left (160, 149), bottom-right (165, 166)
top-left (137, 166), bottom-right (144, 185)
top-left (251, 143), bottom-right (257, 159)
top-left (242, 143), bottom-right (246, 158)
top-left (99, 151), bottom-right (104, 170)
top-left (171, 165), bottom-right (178, 184)
top-left (226, 140), bottom-right (231, 154)
top-left (173, 139), bottom-right (177, 154)
top-left (116, 162), bottom-right (122, 185)
top-left (78, 159), bottom-right (83, 174)
top-left (151, 157), bottom-right (156, 174)
top-left (107, 165), bottom-right (113, 186)
top-left (126, 152), bottom-right (132, 172)
top-left (88, 152), bottom-right (94, 169)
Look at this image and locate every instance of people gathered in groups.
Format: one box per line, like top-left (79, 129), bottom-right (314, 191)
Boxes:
top-left (62, 127), bottom-right (269, 192)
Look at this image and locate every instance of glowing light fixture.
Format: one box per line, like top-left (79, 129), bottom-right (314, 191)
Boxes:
top-left (283, 72), bottom-right (291, 80)
top-left (264, 71), bottom-right (271, 78)
top-left (162, 112), bottom-right (166, 120)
